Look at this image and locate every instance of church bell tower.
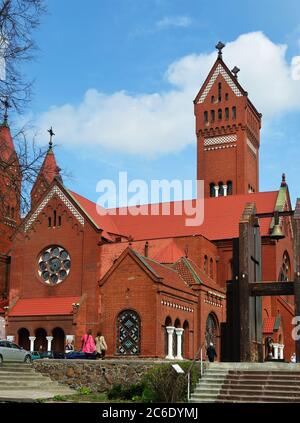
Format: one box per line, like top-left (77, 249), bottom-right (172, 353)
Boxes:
top-left (194, 42), bottom-right (262, 198)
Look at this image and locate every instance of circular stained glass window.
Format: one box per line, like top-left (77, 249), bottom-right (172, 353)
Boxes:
top-left (38, 246), bottom-right (71, 285)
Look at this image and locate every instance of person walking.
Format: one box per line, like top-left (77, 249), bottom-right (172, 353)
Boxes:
top-left (206, 342), bottom-right (217, 362)
top-left (81, 329), bottom-right (96, 358)
top-left (95, 331), bottom-right (108, 359)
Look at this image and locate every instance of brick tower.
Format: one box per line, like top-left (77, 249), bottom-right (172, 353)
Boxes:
top-left (0, 110), bottom-right (21, 254)
top-left (194, 42), bottom-right (262, 198)
top-left (30, 127), bottom-right (62, 209)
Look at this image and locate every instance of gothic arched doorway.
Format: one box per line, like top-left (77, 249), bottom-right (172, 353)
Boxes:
top-left (35, 328), bottom-right (47, 352)
top-left (18, 328), bottom-right (30, 350)
top-left (205, 313), bottom-right (218, 349)
top-left (117, 310), bottom-right (140, 355)
top-left (52, 327), bottom-right (65, 352)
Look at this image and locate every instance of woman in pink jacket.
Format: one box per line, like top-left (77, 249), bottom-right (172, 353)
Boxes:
top-left (81, 329), bottom-right (96, 358)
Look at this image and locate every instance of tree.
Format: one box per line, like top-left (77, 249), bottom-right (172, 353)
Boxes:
top-left (0, 0), bottom-right (46, 111)
top-left (0, 0), bottom-right (50, 248)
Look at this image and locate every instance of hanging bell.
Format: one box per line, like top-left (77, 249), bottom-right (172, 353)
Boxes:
top-left (270, 224), bottom-right (285, 241)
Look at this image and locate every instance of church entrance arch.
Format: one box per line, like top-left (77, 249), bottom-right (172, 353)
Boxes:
top-left (52, 327), bottom-right (65, 352)
top-left (18, 328), bottom-right (30, 350)
top-left (35, 328), bottom-right (47, 352)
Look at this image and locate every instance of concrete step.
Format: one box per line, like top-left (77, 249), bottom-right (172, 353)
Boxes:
top-left (193, 388), bottom-right (300, 398)
top-left (197, 383), bottom-right (300, 392)
top-left (0, 373), bottom-right (47, 380)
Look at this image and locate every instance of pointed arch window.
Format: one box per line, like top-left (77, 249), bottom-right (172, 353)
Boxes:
top-left (227, 181), bottom-right (233, 195)
top-left (218, 182), bottom-right (224, 196)
top-left (218, 82), bottom-right (222, 102)
top-left (204, 255), bottom-right (208, 273)
top-left (117, 310), bottom-right (140, 355)
top-left (209, 183), bottom-right (215, 197)
top-left (225, 107), bottom-right (229, 120)
top-left (210, 110), bottom-right (215, 123)
top-left (204, 111), bottom-right (208, 123)
top-left (218, 109), bottom-right (222, 120)
top-left (232, 106), bottom-right (236, 120)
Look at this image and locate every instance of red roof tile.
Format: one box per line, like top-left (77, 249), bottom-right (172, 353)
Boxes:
top-left (263, 317), bottom-right (276, 334)
top-left (153, 240), bottom-right (184, 263)
top-left (9, 297), bottom-right (80, 316)
top-left (69, 190), bottom-right (121, 235)
top-left (70, 190), bottom-right (278, 241)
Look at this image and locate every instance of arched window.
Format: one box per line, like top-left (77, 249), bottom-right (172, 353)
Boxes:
top-left (204, 255), bottom-right (208, 273)
top-left (218, 182), bottom-right (224, 196)
top-left (218, 109), bottom-right (222, 120)
top-left (204, 111), bottom-right (208, 123)
top-left (225, 93), bottom-right (229, 101)
top-left (278, 252), bottom-right (291, 282)
top-left (218, 82), bottom-right (222, 102)
top-left (209, 183), bottom-right (215, 197)
top-left (225, 107), bottom-right (229, 120)
top-left (210, 110), bottom-right (215, 123)
top-left (211, 95), bottom-right (215, 103)
top-left (209, 258), bottom-right (213, 278)
top-left (227, 181), bottom-right (233, 195)
top-left (205, 313), bottom-right (218, 348)
top-left (232, 106), bottom-right (236, 120)
top-left (117, 309), bottom-right (140, 355)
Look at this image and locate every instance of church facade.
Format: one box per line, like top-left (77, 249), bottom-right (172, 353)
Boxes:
top-left (0, 44), bottom-right (295, 361)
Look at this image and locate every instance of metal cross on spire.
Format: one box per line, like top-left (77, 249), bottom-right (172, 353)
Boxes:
top-left (1, 97), bottom-right (10, 125)
top-left (215, 41), bottom-right (225, 59)
top-left (231, 66), bottom-right (240, 79)
top-left (47, 126), bottom-right (55, 149)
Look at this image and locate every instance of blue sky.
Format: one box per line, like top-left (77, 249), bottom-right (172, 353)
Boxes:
top-left (14, 0), bottom-right (300, 205)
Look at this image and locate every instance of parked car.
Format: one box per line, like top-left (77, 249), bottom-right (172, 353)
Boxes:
top-left (0, 340), bottom-right (32, 363)
top-left (66, 350), bottom-right (97, 360)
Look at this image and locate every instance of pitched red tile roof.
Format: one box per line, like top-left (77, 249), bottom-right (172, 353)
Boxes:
top-left (68, 190), bottom-right (121, 235)
top-left (136, 252), bottom-right (193, 295)
top-left (153, 240), bottom-right (184, 263)
top-left (70, 190), bottom-right (278, 241)
top-left (9, 297), bottom-right (80, 316)
top-left (263, 317), bottom-right (276, 334)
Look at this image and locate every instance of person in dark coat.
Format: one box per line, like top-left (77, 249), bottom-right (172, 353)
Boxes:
top-left (206, 342), bottom-right (217, 362)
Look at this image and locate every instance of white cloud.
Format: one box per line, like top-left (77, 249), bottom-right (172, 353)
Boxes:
top-left (156, 16), bottom-right (192, 29)
top-left (34, 31), bottom-right (300, 156)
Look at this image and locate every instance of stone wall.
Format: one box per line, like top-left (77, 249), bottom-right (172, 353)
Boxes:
top-left (33, 359), bottom-right (171, 393)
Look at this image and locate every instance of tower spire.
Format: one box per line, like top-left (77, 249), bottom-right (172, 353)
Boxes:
top-left (47, 126), bottom-right (55, 150)
top-left (215, 41), bottom-right (225, 59)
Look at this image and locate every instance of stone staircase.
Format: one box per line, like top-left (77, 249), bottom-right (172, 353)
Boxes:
top-left (190, 362), bottom-right (300, 403)
top-left (0, 362), bottom-right (76, 402)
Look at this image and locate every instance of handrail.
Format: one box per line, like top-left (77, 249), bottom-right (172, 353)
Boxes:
top-left (186, 342), bottom-right (206, 401)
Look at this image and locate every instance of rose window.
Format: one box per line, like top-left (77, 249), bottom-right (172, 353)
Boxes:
top-left (38, 246), bottom-right (71, 285)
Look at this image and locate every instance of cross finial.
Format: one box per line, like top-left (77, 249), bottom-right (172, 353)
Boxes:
top-left (231, 66), bottom-right (240, 79)
top-left (47, 126), bottom-right (55, 149)
top-left (215, 41), bottom-right (225, 59)
top-left (281, 173), bottom-right (286, 187)
top-left (1, 97), bottom-right (10, 125)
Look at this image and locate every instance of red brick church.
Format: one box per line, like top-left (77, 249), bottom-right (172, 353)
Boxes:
top-left (0, 44), bottom-right (295, 361)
